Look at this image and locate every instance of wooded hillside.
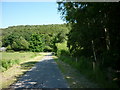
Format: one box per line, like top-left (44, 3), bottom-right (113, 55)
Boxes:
top-left (0, 24), bottom-right (69, 52)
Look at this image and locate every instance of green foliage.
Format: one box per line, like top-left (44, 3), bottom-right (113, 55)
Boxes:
top-left (29, 34), bottom-right (45, 52)
top-left (0, 52), bottom-right (38, 72)
top-left (58, 2), bottom-right (120, 63)
top-left (43, 46), bottom-right (52, 52)
top-left (6, 45), bottom-right (12, 50)
top-left (59, 55), bottom-right (118, 88)
top-left (51, 33), bottom-right (68, 54)
top-left (19, 37), bottom-right (29, 50)
top-left (12, 42), bottom-right (19, 50)
top-left (0, 59), bottom-right (20, 72)
top-left (11, 36), bottom-right (29, 51)
top-left (56, 42), bottom-right (69, 56)
top-left (58, 2), bottom-right (120, 87)
top-left (0, 41), bottom-right (2, 47)
top-left (1, 24), bottom-right (69, 52)
top-left (2, 33), bottom-right (29, 51)
top-left (2, 33), bottom-right (20, 47)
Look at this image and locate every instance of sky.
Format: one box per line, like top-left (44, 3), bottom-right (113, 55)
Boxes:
top-left (1, 2), bottom-right (65, 28)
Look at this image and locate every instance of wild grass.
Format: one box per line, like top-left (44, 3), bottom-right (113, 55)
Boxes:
top-left (0, 59), bottom-right (20, 72)
top-left (56, 42), bottom-right (118, 88)
top-left (59, 55), bottom-right (118, 88)
top-left (53, 56), bottom-right (99, 88)
top-left (1, 52), bottom-right (37, 60)
top-left (0, 52), bottom-right (37, 72)
top-left (0, 52), bottom-right (46, 89)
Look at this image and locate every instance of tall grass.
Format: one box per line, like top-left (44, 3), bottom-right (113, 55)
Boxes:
top-left (0, 59), bottom-right (20, 72)
top-left (56, 42), bottom-right (118, 88)
top-left (0, 52), bottom-right (37, 72)
top-left (1, 52), bottom-right (37, 60)
top-left (59, 55), bottom-right (118, 88)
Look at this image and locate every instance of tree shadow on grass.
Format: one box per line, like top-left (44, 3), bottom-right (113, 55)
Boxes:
top-left (20, 61), bottom-right (38, 70)
top-left (13, 61), bottom-right (39, 80)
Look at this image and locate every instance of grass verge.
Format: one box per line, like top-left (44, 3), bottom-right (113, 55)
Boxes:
top-left (0, 52), bottom-right (47, 89)
top-left (55, 55), bottom-right (119, 88)
top-left (53, 56), bottom-right (99, 88)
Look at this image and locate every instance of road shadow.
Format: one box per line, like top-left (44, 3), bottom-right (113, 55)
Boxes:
top-left (20, 61), bottom-right (38, 70)
top-left (10, 57), bottom-right (69, 88)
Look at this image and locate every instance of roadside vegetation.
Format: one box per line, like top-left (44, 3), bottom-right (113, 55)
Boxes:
top-left (55, 42), bottom-right (119, 88)
top-left (0, 24), bottom-right (69, 89)
top-left (56, 2), bottom-right (119, 88)
top-left (0, 52), bottom-right (37, 72)
top-left (0, 52), bottom-right (46, 89)
top-left (53, 56), bottom-right (99, 88)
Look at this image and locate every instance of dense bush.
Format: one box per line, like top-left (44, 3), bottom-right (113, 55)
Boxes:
top-left (12, 37), bottom-right (29, 51)
top-left (43, 46), bottom-right (53, 52)
top-left (0, 59), bottom-right (20, 72)
top-left (29, 34), bottom-right (45, 52)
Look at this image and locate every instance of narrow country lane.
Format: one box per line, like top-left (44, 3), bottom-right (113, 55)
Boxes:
top-left (10, 53), bottom-right (69, 88)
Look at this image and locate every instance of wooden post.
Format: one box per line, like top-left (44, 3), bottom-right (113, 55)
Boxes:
top-left (104, 28), bottom-right (110, 50)
top-left (91, 40), bottom-right (97, 71)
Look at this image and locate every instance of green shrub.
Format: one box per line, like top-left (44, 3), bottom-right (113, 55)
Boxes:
top-left (12, 37), bottom-right (29, 51)
top-left (1, 60), bottom-right (9, 69)
top-left (29, 34), bottom-right (45, 52)
top-left (6, 50), bottom-right (14, 52)
top-left (0, 66), bottom-right (6, 72)
top-left (6, 45), bottom-right (12, 50)
top-left (0, 59), bottom-right (20, 72)
top-left (56, 41), bottom-right (69, 56)
top-left (43, 46), bottom-right (52, 52)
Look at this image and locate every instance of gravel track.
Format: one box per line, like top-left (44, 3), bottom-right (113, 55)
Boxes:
top-left (10, 53), bottom-right (69, 88)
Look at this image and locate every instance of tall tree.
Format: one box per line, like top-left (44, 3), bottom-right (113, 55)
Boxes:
top-left (58, 2), bottom-right (120, 71)
top-left (29, 34), bottom-right (45, 52)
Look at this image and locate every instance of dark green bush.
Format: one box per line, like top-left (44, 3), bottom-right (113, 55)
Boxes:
top-left (43, 46), bottom-right (53, 52)
top-left (0, 59), bottom-right (20, 72)
top-left (6, 50), bottom-right (14, 52)
top-left (29, 34), bottom-right (45, 52)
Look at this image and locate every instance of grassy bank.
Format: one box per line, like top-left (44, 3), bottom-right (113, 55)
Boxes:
top-left (0, 52), bottom-right (38, 72)
top-left (59, 55), bottom-right (118, 88)
top-left (53, 56), bottom-right (99, 88)
top-left (0, 52), bottom-right (47, 89)
top-left (56, 42), bottom-right (119, 88)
